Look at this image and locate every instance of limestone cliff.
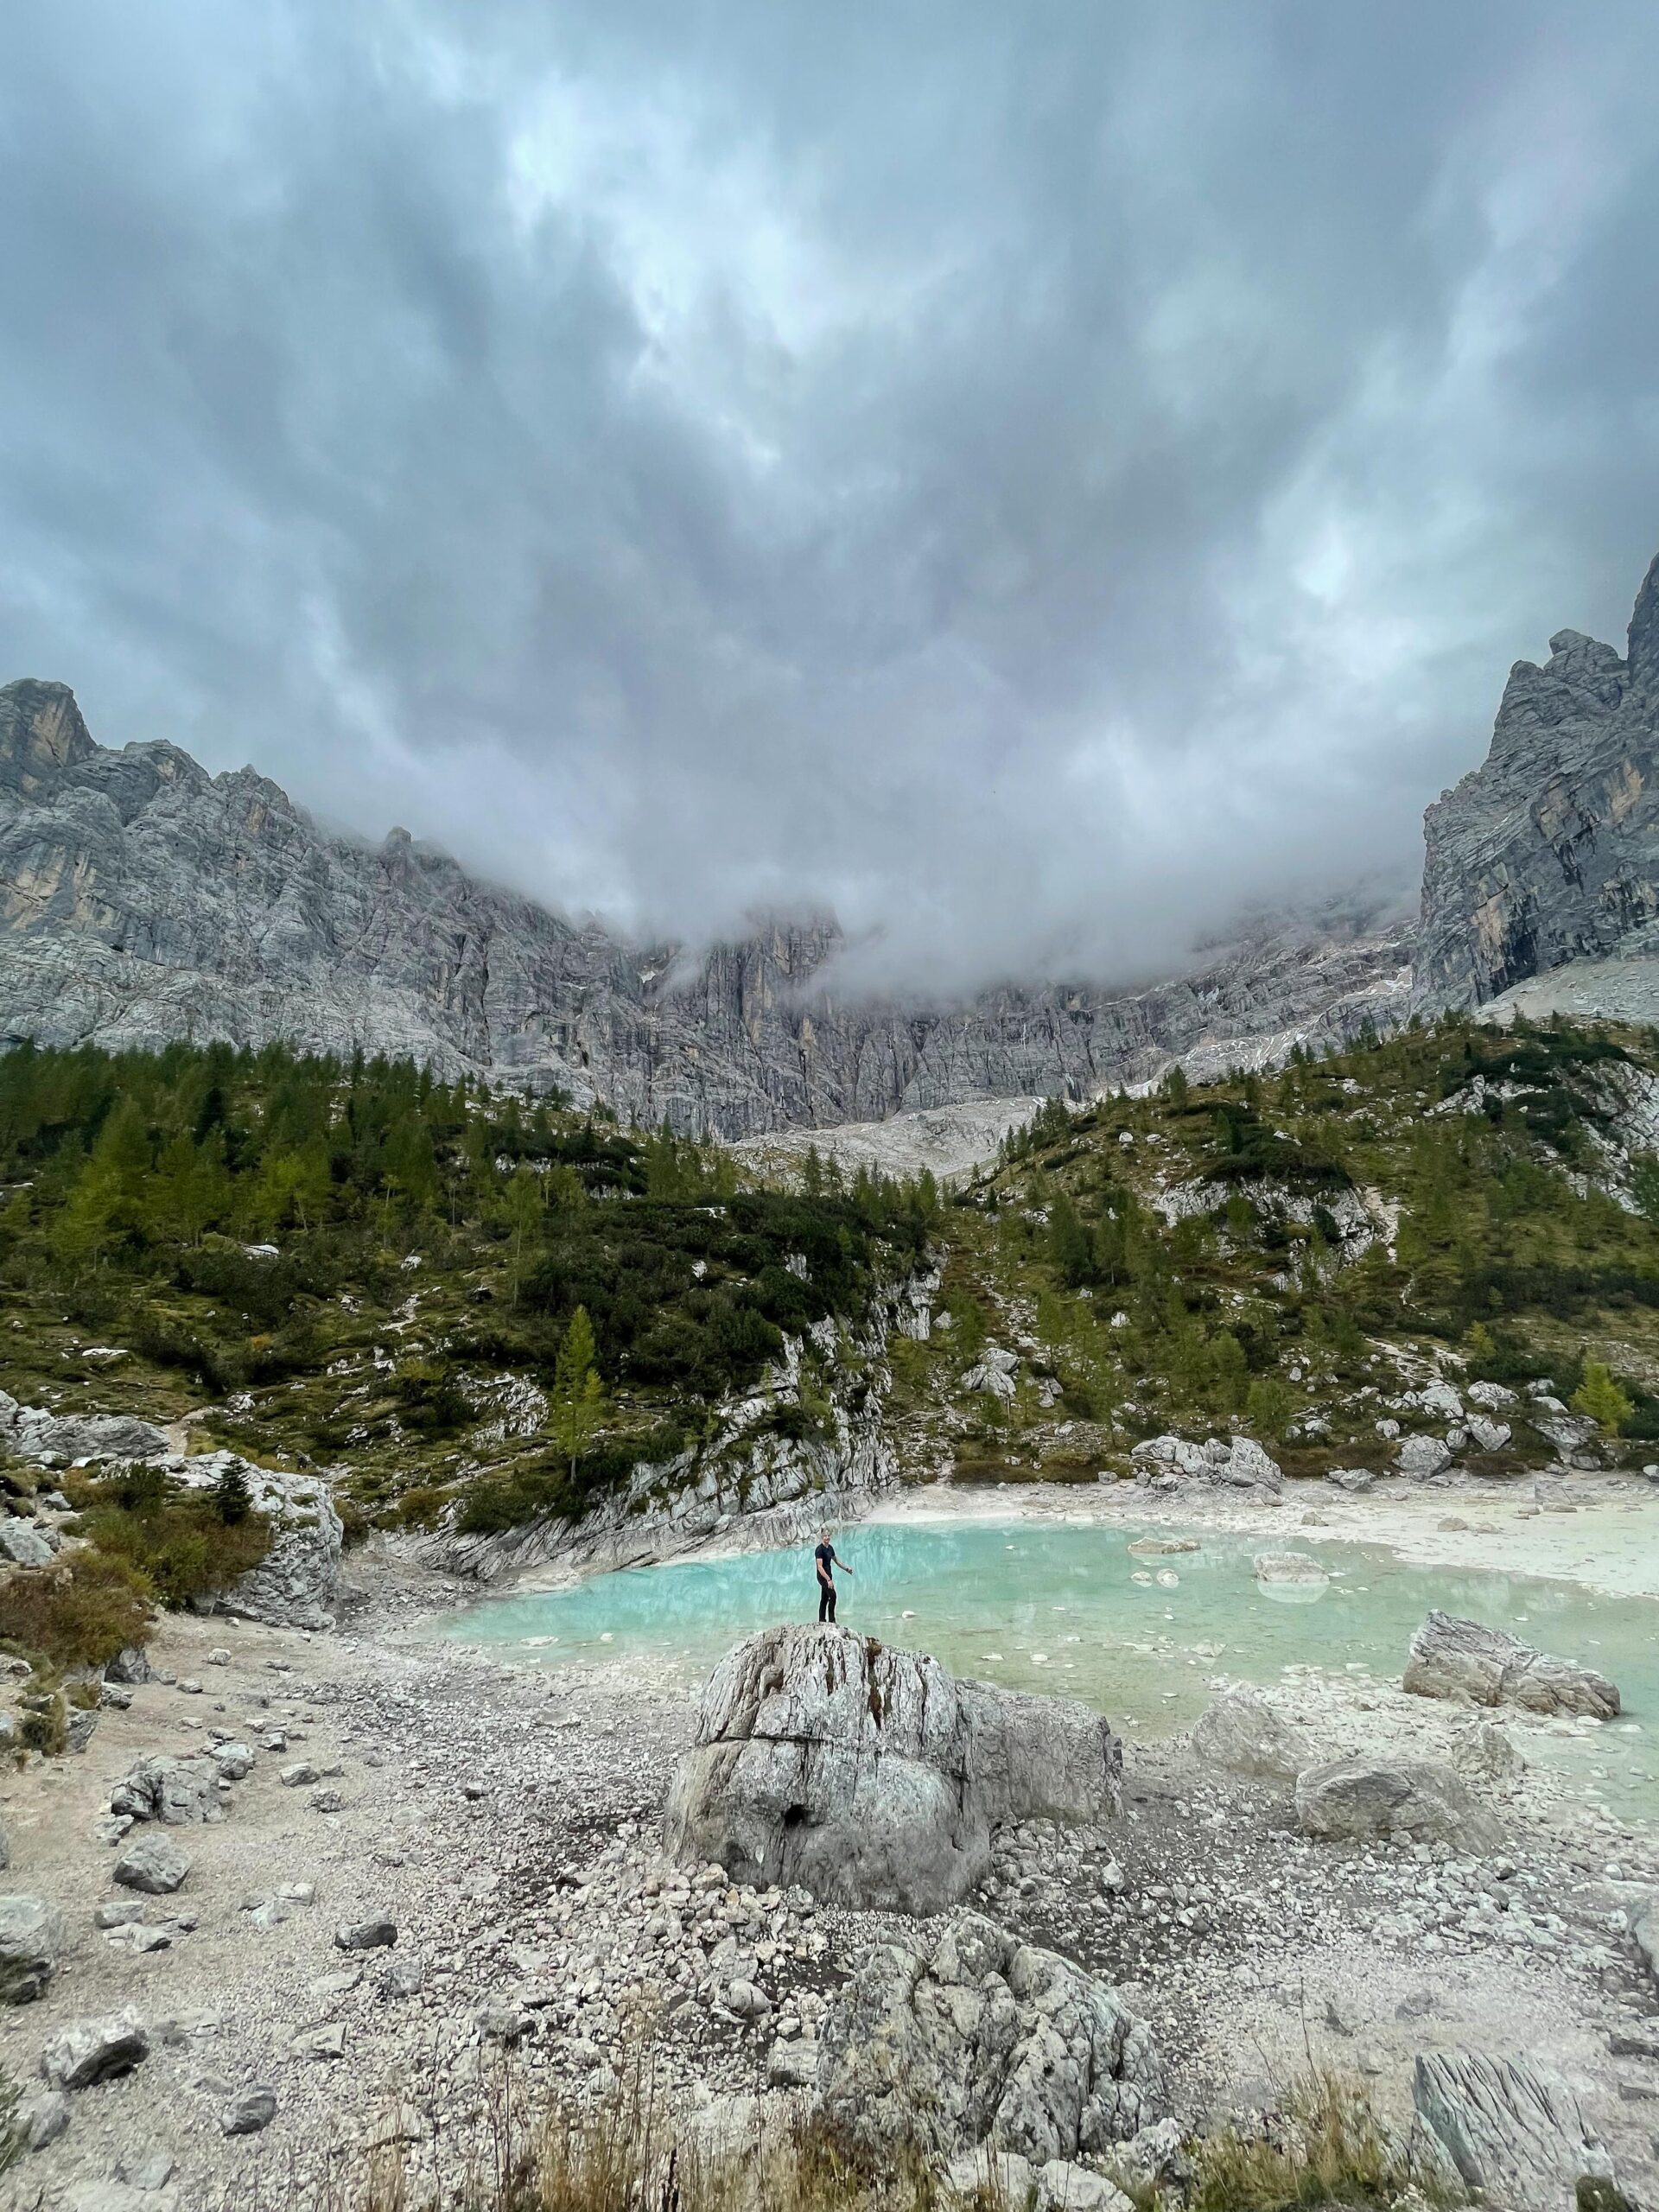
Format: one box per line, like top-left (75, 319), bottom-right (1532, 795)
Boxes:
top-left (0, 677), bottom-right (1409, 1134)
top-left (1416, 553), bottom-right (1659, 1011)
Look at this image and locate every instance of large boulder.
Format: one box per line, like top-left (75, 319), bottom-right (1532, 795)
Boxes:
top-left (1395, 1435), bottom-right (1452, 1479)
top-left (40, 2009), bottom-right (149, 2089)
top-left (180, 1455), bottom-right (343, 1630)
top-left (1295, 1758), bottom-right (1502, 1850)
top-left (1131, 1435), bottom-right (1281, 1491)
top-left (1191, 1689), bottom-right (1313, 1783)
top-left (0, 1516), bottom-right (56, 1567)
top-left (0, 1893), bottom-right (71, 2003)
top-left (0, 1392), bottom-right (168, 1464)
top-left (114, 1832), bottom-right (192, 1895)
top-left (1404, 1611), bottom-right (1619, 1719)
top-left (818, 1912), bottom-right (1164, 2164)
top-left (664, 1625), bottom-right (1122, 1912)
top-left (110, 1754), bottom-right (225, 1826)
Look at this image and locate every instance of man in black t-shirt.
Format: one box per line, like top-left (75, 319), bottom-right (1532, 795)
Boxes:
top-left (814, 1529), bottom-right (853, 1623)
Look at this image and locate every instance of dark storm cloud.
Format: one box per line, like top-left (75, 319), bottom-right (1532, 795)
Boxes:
top-left (2, 1), bottom-right (1656, 992)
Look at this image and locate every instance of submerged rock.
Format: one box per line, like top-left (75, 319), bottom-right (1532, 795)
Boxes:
top-left (1251, 1551), bottom-right (1328, 1590)
top-left (1404, 1611), bottom-right (1620, 1719)
top-left (663, 1624), bottom-right (1122, 1912)
top-left (818, 1910), bottom-right (1163, 2162)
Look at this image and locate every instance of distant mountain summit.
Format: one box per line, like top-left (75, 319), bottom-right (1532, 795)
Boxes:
top-left (2, 548), bottom-right (1653, 1135)
top-left (0, 677), bottom-right (1413, 1135)
top-left (1416, 550), bottom-right (1659, 1011)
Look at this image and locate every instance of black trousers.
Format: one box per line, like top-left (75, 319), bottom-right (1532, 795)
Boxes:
top-left (817, 1580), bottom-right (836, 1623)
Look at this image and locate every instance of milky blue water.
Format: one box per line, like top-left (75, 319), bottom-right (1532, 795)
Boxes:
top-left (426, 1520), bottom-right (1659, 1827)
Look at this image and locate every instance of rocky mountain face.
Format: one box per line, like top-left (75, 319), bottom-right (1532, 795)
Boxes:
top-left (0, 676), bottom-right (1410, 1135)
top-left (1415, 553), bottom-right (1659, 1011)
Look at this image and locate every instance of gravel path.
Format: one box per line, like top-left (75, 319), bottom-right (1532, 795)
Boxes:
top-left (5, 1542), bottom-right (1659, 2210)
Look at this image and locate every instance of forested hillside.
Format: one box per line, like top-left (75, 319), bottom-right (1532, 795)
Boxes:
top-left (886, 1015), bottom-right (1659, 1484)
top-left (3, 1015), bottom-right (1656, 1553)
top-left (0, 1042), bottom-right (936, 1536)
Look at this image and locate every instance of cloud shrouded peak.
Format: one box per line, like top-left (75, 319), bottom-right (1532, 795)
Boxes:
top-left (1, 2), bottom-right (1656, 994)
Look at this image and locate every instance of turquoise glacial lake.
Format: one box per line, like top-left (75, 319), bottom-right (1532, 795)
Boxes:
top-left (428, 1520), bottom-right (1659, 1827)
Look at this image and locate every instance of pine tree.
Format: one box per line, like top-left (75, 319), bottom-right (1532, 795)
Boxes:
top-left (213, 1460), bottom-right (254, 1525)
top-left (551, 1306), bottom-right (605, 1477)
top-left (1572, 1361), bottom-right (1634, 1437)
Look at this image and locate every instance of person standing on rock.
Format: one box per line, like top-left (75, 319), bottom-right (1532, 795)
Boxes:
top-left (815, 1530), bottom-right (852, 1623)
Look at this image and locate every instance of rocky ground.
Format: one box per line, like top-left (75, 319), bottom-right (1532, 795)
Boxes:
top-left (7, 1503), bottom-right (1659, 2212)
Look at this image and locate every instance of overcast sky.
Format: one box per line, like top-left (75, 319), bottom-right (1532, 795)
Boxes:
top-left (2, 3), bottom-right (1656, 993)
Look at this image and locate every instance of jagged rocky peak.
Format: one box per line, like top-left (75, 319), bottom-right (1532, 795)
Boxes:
top-left (1414, 547), bottom-right (1659, 1013)
top-left (0, 677), bottom-right (98, 796)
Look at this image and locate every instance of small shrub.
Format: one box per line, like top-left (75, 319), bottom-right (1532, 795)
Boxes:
top-left (79, 1468), bottom-right (271, 1608)
top-left (1185, 2069), bottom-right (1458, 2212)
top-left (18, 1692), bottom-right (68, 1758)
top-left (2, 1550), bottom-right (154, 1671)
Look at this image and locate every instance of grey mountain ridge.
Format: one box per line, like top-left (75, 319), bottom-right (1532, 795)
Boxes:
top-left (0, 545), bottom-right (1654, 1136)
top-left (1415, 550), bottom-right (1659, 1011)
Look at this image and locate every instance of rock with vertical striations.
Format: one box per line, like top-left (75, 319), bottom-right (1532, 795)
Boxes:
top-left (1413, 2051), bottom-right (1616, 2212)
top-left (663, 1624), bottom-right (1122, 1912)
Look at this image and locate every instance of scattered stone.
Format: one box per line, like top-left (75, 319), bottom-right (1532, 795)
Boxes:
top-left (279, 1762), bottom-right (319, 1788)
top-left (289, 2023), bottom-right (346, 2060)
top-left (475, 2001), bottom-right (530, 2044)
top-left (380, 1954), bottom-right (426, 1999)
top-left (110, 1754), bottom-right (225, 1826)
top-left (17, 2087), bottom-right (71, 2149)
top-left (334, 1916), bottom-right (397, 1951)
top-left (40, 2009), bottom-right (150, 2088)
top-left (0, 1517), bottom-right (55, 1566)
top-left (115, 2143), bottom-right (175, 2189)
top-left (1191, 1688), bottom-right (1313, 1783)
top-left (114, 1832), bottom-right (192, 1896)
top-left (1325, 1468), bottom-right (1376, 1492)
top-left (220, 2084), bottom-right (278, 2135)
top-left (766, 2037), bottom-right (818, 2088)
top-left (0, 1893), bottom-right (71, 2003)
top-left (1396, 1435), bottom-right (1453, 1479)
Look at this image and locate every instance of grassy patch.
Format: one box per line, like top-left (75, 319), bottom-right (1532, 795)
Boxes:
top-left (1, 1548), bottom-right (153, 1672)
top-left (67, 1463), bottom-right (271, 1608)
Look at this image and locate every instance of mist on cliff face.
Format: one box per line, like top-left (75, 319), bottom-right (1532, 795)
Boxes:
top-left (1, 3), bottom-right (1656, 993)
